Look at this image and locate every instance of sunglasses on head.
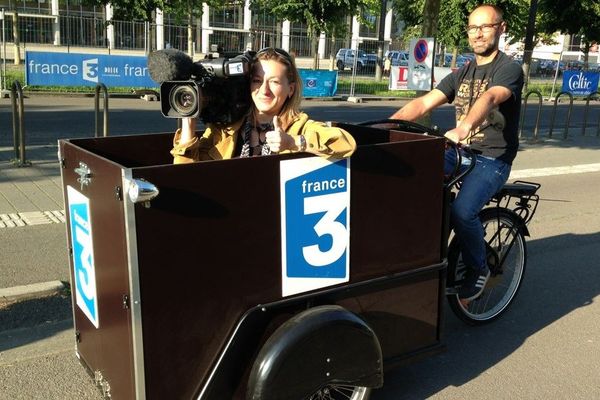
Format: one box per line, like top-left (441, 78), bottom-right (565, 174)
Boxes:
top-left (256, 47), bottom-right (293, 63)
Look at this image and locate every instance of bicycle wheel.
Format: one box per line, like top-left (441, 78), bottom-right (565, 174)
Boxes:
top-left (307, 385), bottom-right (371, 400)
top-left (446, 208), bottom-right (527, 325)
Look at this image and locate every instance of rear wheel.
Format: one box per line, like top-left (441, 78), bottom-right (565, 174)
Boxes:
top-left (447, 209), bottom-right (527, 325)
top-left (308, 384), bottom-right (371, 400)
top-left (336, 60), bottom-right (345, 70)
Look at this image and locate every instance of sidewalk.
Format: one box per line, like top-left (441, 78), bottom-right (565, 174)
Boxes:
top-left (0, 145), bottom-right (67, 302)
top-left (0, 145), bottom-right (64, 218)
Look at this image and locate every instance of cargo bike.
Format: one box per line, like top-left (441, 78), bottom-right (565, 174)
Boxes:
top-left (59, 119), bottom-right (539, 400)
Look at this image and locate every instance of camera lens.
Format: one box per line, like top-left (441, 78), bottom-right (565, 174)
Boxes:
top-left (169, 84), bottom-right (198, 117)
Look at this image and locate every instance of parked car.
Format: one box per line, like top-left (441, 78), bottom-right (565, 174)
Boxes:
top-left (387, 50), bottom-right (409, 67)
top-left (335, 48), bottom-right (375, 71)
top-left (366, 53), bottom-right (379, 71)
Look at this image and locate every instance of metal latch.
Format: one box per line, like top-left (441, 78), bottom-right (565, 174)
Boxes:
top-left (122, 294), bottom-right (130, 309)
top-left (74, 162), bottom-right (92, 189)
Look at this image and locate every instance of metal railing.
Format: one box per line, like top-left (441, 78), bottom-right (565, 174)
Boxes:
top-left (582, 91), bottom-right (600, 137)
top-left (548, 91), bottom-right (574, 139)
top-left (94, 83), bottom-right (109, 137)
top-left (10, 80), bottom-right (30, 166)
top-left (520, 90), bottom-right (543, 141)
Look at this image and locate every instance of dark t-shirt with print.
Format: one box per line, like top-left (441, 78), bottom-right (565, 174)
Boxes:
top-left (436, 51), bottom-right (524, 164)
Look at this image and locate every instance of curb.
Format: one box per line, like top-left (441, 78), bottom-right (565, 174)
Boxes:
top-left (0, 280), bottom-right (66, 303)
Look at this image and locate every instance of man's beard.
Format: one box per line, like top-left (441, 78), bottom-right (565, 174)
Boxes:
top-left (472, 39), bottom-right (498, 57)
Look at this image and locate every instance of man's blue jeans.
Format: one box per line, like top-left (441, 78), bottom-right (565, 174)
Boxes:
top-left (445, 148), bottom-right (511, 272)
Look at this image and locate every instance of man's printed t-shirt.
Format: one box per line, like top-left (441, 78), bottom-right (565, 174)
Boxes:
top-left (436, 52), bottom-right (524, 164)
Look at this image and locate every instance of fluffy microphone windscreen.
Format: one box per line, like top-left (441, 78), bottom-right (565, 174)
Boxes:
top-left (148, 49), bottom-right (194, 83)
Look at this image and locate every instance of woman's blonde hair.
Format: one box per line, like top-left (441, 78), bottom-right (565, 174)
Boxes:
top-left (252, 47), bottom-right (302, 130)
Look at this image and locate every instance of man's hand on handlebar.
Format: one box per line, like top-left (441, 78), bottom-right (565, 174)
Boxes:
top-left (444, 125), bottom-right (471, 144)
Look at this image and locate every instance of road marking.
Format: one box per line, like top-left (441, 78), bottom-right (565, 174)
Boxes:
top-left (0, 210), bottom-right (65, 228)
top-left (510, 163), bottom-right (600, 179)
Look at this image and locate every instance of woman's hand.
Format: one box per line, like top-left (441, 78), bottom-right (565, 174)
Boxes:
top-left (265, 116), bottom-right (296, 152)
top-left (179, 117), bottom-right (197, 144)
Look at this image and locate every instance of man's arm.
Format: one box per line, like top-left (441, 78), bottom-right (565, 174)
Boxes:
top-left (444, 85), bottom-right (512, 142)
top-left (390, 89), bottom-right (449, 121)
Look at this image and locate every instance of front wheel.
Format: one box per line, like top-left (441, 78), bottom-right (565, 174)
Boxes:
top-left (308, 385), bottom-right (371, 400)
top-left (447, 208), bottom-right (527, 325)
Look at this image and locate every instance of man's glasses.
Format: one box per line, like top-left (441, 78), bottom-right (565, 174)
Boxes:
top-left (466, 22), bottom-right (502, 35)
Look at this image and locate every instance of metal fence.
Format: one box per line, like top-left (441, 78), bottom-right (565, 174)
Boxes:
top-left (2, 11), bottom-right (591, 98)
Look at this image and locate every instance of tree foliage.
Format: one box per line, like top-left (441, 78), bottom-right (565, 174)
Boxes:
top-left (82, 0), bottom-right (223, 22)
top-left (249, 0), bottom-right (373, 38)
top-left (391, 0), bottom-right (529, 51)
top-left (538, 0), bottom-right (600, 56)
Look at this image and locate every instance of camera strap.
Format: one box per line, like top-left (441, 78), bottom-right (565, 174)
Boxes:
top-left (239, 118), bottom-right (272, 157)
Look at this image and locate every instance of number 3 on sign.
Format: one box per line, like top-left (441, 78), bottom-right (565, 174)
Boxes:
top-left (302, 192), bottom-right (348, 266)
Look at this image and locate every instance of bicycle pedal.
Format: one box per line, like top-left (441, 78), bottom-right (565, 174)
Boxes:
top-left (445, 287), bottom-right (459, 295)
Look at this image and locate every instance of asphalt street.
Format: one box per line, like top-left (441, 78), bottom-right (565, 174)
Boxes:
top-left (0, 95), bottom-right (599, 399)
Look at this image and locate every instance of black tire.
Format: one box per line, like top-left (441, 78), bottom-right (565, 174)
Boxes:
top-left (307, 385), bottom-right (371, 400)
top-left (446, 208), bottom-right (527, 325)
top-left (336, 60), bottom-right (345, 70)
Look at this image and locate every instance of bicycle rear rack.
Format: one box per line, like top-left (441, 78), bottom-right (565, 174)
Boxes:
top-left (491, 180), bottom-right (541, 225)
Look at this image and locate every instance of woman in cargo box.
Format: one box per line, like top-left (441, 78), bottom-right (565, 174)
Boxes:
top-left (171, 47), bottom-right (356, 163)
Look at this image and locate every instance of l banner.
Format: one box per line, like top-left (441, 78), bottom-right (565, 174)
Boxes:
top-left (26, 51), bottom-right (156, 87)
top-left (280, 157), bottom-right (350, 297)
top-left (389, 65), bottom-right (452, 90)
top-left (408, 37), bottom-right (434, 90)
top-left (562, 70), bottom-right (600, 97)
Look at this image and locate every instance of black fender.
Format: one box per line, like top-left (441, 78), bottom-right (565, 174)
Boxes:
top-left (246, 305), bottom-right (383, 400)
top-left (480, 207), bottom-right (531, 237)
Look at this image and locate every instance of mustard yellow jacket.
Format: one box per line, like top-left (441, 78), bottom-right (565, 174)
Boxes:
top-left (171, 113), bottom-right (356, 164)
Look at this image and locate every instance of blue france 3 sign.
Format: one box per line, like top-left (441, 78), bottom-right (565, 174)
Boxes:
top-left (280, 157), bottom-right (350, 296)
top-left (67, 186), bottom-right (99, 328)
top-left (26, 51), bottom-right (156, 88)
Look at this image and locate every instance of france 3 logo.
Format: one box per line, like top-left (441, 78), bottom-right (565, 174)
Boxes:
top-left (67, 186), bottom-right (99, 328)
top-left (280, 157), bottom-right (350, 296)
top-left (82, 58), bottom-right (99, 83)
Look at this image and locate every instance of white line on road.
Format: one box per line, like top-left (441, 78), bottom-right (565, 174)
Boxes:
top-left (510, 163), bottom-right (600, 179)
top-left (0, 210), bottom-right (65, 228)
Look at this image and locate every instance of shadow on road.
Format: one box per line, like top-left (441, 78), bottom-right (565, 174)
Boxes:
top-left (0, 231), bottom-right (598, 399)
top-left (0, 293), bottom-right (72, 352)
top-left (372, 231), bottom-right (600, 399)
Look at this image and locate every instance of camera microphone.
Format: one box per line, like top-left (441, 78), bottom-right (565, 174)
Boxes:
top-left (148, 49), bottom-right (196, 84)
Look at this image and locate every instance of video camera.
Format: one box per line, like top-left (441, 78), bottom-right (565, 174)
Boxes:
top-left (148, 48), bottom-right (253, 124)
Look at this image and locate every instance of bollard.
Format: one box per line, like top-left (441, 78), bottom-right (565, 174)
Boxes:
top-left (10, 81), bottom-right (30, 167)
top-left (94, 83), bottom-right (109, 137)
top-left (581, 91), bottom-right (600, 136)
top-left (548, 91), bottom-right (573, 139)
top-left (520, 90), bottom-right (543, 141)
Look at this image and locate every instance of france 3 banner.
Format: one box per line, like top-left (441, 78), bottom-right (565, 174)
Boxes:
top-left (562, 70), bottom-right (600, 97)
top-left (67, 186), bottom-right (99, 328)
top-left (280, 157), bottom-right (350, 297)
top-left (299, 69), bottom-right (338, 97)
top-left (25, 51), bottom-right (156, 87)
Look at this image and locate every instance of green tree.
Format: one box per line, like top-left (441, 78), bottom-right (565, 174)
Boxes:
top-left (392, 0), bottom-right (529, 64)
top-left (250, 0), bottom-right (374, 69)
top-left (538, 0), bottom-right (600, 68)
